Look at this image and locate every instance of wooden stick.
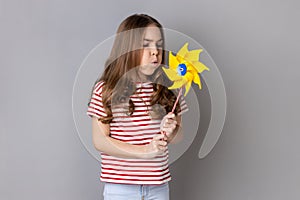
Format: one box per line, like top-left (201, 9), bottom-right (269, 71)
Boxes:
top-left (171, 87), bottom-right (183, 113)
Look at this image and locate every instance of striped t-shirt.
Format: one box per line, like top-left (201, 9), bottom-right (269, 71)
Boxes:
top-left (86, 81), bottom-right (188, 185)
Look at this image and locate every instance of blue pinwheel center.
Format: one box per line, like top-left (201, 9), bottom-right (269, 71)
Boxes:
top-left (177, 63), bottom-right (187, 76)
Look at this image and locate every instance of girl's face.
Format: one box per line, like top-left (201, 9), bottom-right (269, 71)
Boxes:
top-left (138, 24), bottom-right (163, 80)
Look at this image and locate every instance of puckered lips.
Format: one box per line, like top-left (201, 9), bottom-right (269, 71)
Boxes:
top-left (150, 59), bottom-right (159, 67)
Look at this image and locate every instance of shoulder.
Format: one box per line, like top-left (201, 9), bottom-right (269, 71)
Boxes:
top-left (93, 81), bottom-right (106, 94)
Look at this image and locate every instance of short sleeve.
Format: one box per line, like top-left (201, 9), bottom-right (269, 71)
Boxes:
top-left (177, 95), bottom-right (189, 116)
top-left (86, 81), bottom-right (108, 119)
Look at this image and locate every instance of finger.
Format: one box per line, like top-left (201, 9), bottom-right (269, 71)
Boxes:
top-left (154, 142), bottom-right (166, 152)
top-left (158, 146), bottom-right (166, 152)
top-left (166, 112), bottom-right (175, 119)
top-left (161, 131), bottom-right (168, 139)
top-left (162, 123), bottom-right (177, 130)
top-left (162, 126), bottom-right (176, 134)
top-left (162, 113), bottom-right (175, 123)
top-left (164, 118), bottom-right (177, 126)
top-left (163, 122), bottom-right (177, 129)
top-left (153, 134), bottom-right (165, 141)
top-left (161, 128), bottom-right (172, 135)
top-left (157, 140), bottom-right (167, 146)
top-left (157, 143), bottom-right (167, 150)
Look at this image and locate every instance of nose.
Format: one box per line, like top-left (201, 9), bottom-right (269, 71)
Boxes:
top-left (151, 47), bottom-right (158, 56)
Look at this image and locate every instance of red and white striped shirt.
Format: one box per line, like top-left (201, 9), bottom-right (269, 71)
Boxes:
top-left (87, 81), bottom-right (188, 185)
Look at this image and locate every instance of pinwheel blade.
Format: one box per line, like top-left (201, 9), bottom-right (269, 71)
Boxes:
top-left (162, 67), bottom-right (182, 81)
top-left (185, 49), bottom-right (202, 62)
top-left (192, 61), bottom-right (210, 73)
top-left (168, 79), bottom-right (186, 90)
top-left (169, 51), bottom-right (179, 70)
top-left (193, 73), bottom-right (202, 90)
top-left (177, 43), bottom-right (189, 59)
top-left (184, 80), bottom-right (192, 96)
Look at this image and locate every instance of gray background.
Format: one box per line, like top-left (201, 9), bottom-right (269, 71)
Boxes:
top-left (1, 0), bottom-right (299, 199)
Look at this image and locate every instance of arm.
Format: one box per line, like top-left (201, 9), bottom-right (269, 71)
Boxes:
top-left (92, 117), bottom-right (167, 159)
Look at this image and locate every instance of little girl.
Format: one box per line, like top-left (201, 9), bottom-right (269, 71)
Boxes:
top-left (87, 14), bottom-right (188, 200)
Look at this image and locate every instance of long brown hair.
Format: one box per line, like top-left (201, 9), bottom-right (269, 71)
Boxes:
top-left (90, 14), bottom-right (181, 123)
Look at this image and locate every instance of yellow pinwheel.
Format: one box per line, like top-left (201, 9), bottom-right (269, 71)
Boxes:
top-left (162, 43), bottom-right (209, 96)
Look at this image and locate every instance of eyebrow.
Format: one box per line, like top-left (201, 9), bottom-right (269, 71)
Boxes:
top-left (143, 38), bottom-right (163, 42)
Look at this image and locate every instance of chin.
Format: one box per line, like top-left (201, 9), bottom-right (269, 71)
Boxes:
top-left (140, 67), bottom-right (157, 76)
top-left (138, 65), bottom-right (160, 77)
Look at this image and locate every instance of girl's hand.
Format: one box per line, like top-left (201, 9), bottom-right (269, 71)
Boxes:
top-left (160, 112), bottom-right (177, 139)
top-left (142, 134), bottom-right (168, 159)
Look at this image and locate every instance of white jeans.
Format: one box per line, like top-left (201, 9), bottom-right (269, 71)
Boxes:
top-left (103, 182), bottom-right (169, 200)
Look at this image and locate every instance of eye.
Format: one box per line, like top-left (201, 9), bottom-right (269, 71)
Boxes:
top-left (143, 43), bottom-right (150, 47)
top-left (156, 43), bottom-right (163, 48)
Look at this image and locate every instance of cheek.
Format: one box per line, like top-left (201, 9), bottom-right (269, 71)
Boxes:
top-left (158, 50), bottom-right (163, 61)
top-left (141, 50), bottom-right (149, 64)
